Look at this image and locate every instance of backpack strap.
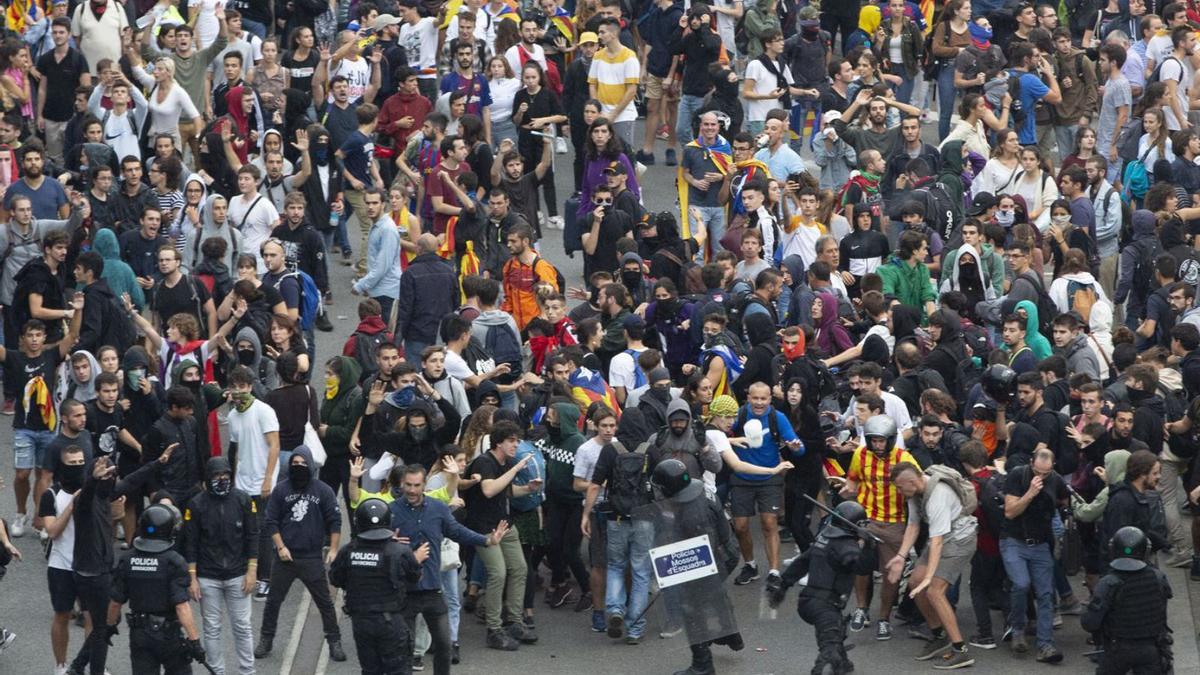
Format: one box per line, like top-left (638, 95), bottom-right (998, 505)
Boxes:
top-left (238, 195), bottom-right (265, 230)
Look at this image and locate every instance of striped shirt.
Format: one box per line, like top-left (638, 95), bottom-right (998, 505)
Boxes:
top-left (587, 46), bottom-right (640, 124)
top-left (848, 446), bottom-right (916, 524)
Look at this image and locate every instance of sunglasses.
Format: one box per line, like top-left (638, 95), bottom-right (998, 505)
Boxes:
top-left (592, 197), bottom-right (613, 206)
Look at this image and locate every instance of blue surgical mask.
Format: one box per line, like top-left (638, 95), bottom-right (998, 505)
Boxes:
top-left (389, 385), bottom-right (416, 408)
top-left (995, 210), bottom-right (1014, 226)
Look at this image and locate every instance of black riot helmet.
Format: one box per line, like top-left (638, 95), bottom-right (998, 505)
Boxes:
top-left (134, 503), bottom-right (179, 553)
top-left (1109, 526), bottom-right (1149, 572)
top-left (833, 500), bottom-right (867, 533)
top-left (355, 498), bottom-right (394, 540)
top-left (981, 364), bottom-right (1018, 404)
top-left (652, 459), bottom-right (691, 499)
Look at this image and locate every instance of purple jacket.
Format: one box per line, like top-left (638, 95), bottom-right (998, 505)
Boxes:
top-left (577, 153), bottom-right (640, 222)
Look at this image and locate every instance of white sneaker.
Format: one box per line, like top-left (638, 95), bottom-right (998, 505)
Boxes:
top-left (548, 216), bottom-right (564, 230)
top-left (9, 513), bottom-right (26, 538)
top-left (55, 664), bottom-right (68, 675)
top-left (555, 137), bottom-right (569, 155)
top-left (37, 528), bottom-right (48, 542)
top-left (0, 627), bottom-right (14, 653)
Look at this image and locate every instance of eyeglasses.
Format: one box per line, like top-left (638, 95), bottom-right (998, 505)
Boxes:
top-left (592, 197), bottom-right (613, 206)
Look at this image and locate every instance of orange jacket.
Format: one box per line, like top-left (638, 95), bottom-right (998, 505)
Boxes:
top-left (501, 255), bottom-right (559, 330)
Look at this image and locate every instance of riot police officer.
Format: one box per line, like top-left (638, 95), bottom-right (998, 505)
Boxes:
top-left (650, 459), bottom-right (743, 675)
top-left (107, 503), bottom-right (206, 674)
top-left (1081, 526), bottom-right (1173, 675)
top-left (328, 498), bottom-right (429, 675)
top-left (769, 500), bottom-right (878, 675)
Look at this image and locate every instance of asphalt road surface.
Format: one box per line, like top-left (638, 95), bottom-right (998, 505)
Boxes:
top-left (1, 127), bottom-right (1198, 675)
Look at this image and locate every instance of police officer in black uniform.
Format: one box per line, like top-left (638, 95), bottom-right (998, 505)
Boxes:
top-left (106, 503), bottom-right (206, 674)
top-left (651, 459), bottom-right (743, 675)
top-left (769, 500), bottom-right (878, 675)
top-left (1081, 526), bottom-right (1173, 675)
top-left (328, 498), bottom-right (429, 675)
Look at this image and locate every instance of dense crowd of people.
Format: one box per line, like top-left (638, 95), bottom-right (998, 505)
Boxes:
top-left (0, 0), bottom-right (1196, 674)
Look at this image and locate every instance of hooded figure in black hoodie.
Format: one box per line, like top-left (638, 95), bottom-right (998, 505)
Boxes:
top-left (118, 346), bottom-right (165, 475)
top-left (639, 211), bottom-right (695, 291)
top-left (299, 123), bottom-right (342, 246)
top-left (733, 313), bottom-right (780, 401)
top-left (924, 309), bottom-right (967, 396)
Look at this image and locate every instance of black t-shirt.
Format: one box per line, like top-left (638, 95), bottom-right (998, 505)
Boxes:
top-left (37, 48), bottom-right (90, 122)
top-left (262, 270), bottom-right (301, 311)
top-left (9, 349), bottom-right (61, 430)
top-left (585, 209), bottom-right (633, 279)
top-left (1002, 465), bottom-right (1067, 543)
top-left (283, 50), bottom-right (320, 99)
top-left (512, 87), bottom-right (563, 154)
top-left (464, 451), bottom-right (513, 532)
top-left (152, 274), bottom-right (210, 332)
top-left (320, 101), bottom-right (360, 152)
top-left (41, 430), bottom-right (95, 473)
top-left (86, 401), bottom-right (125, 462)
top-left (501, 172), bottom-right (541, 237)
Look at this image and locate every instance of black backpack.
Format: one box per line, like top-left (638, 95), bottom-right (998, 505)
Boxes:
top-left (352, 331), bottom-right (391, 384)
top-left (605, 440), bottom-right (654, 518)
top-left (1019, 270), bottom-right (1057, 337)
top-left (722, 279), bottom-right (755, 345)
top-left (1007, 70), bottom-right (1027, 126)
top-left (733, 404), bottom-right (784, 448)
top-left (484, 322), bottom-right (523, 384)
top-left (1130, 238), bottom-right (1162, 299)
top-left (100, 295), bottom-right (137, 354)
top-left (916, 182), bottom-right (959, 244)
top-left (973, 469), bottom-right (1006, 539)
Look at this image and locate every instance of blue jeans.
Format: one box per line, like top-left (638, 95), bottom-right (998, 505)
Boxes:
top-left (894, 74), bottom-right (915, 105)
top-left (692, 205), bottom-right (727, 261)
top-left (241, 18), bottom-right (268, 40)
top-left (403, 338), bottom-right (428, 362)
top-left (999, 538), bottom-right (1056, 649)
top-left (937, 65), bottom-right (957, 139)
top-left (17, 428), bottom-right (56, 471)
top-left (605, 518), bottom-right (653, 638)
top-left (790, 97), bottom-right (822, 153)
top-left (441, 567), bottom-right (462, 643)
top-left (676, 95), bottom-right (706, 147)
top-left (322, 224), bottom-right (352, 257)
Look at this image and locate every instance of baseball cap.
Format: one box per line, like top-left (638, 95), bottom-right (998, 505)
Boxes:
top-left (602, 160), bottom-right (627, 175)
top-left (578, 31), bottom-right (598, 45)
top-left (373, 13), bottom-right (402, 30)
top-left (965, 192), bottom-right (997, 217)
top-left (622, 314), bottom-right (645, 331)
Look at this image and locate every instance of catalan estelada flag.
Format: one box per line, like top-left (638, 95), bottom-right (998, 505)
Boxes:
top-left (569, 367), bottom-right (620, 418)
top-left (698, 344), bottom-right (743, 399)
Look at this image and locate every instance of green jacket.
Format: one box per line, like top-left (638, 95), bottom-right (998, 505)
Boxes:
top-left (320, 356), bottom-right (364, 459)
top-left (541, 401), bottom-right (585, 504)
top-left (743, 0), bottom-right (782, 60)
top-left (878, 255), bottom-right (937, 322)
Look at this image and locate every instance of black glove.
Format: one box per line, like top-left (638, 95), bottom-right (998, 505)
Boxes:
top-left (104, 624), bottom-right (119, 647)
top-left (187, 638), bottom-right (207, 664)
top-left (766, 579), bottom-right (790, 609)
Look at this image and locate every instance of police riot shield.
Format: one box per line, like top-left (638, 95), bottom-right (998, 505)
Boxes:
top-left (633, 489), bottom-right (739, 645)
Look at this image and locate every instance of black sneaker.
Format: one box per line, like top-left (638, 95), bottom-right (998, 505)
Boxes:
top-left (635, 150), bottom-right (655, 166)
top-left (314, 311), bottom-right (333, 332)
top-left (254, 636), bottom-right (273, 659)
top-left (734, 563), bottom-right (759, 585)
top-left (664, 148), bottom-right (677, 166)
top-left (765, 571), bottom-right (783, 597)
top-left (507, 620), bottom-right (538, 644)
top-left (915, 636), bottom-right (952, 661)
top-left (328, 640), bottom-right (347, 662)
top-left (968, 634), bottom-right (996, 650)
top-left (451, 642), bottom-right (461, 664)
top-left (574, 591), bottom-right (594, 613)
top-left (1036, 645), bottom-right (1063, 664)
top-left (546, 584), bottom-right (573, 608)
top-left (933, 647), bottom-right (975, 670)
top-left (411, 656), bottom-right (425, 671)
top-left (849, 607), bottom-right (869, 632)
top-left (487, 628), bottom-right (519, 651)
top-left (606, 613), bottom-right (625, 639)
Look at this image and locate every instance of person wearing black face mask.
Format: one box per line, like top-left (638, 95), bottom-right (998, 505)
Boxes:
top-left (257, 446), bottom-right (347, 662)
top-left (40, 445), bottom-right (87, 674)
top-left (299, 123), bottom-right (347, 262)
top-left (637, 367), bottom-right (676, 430)
top-left (581, 182), bottom-right (635, 282)
top-left (181, 456), bottom-right (258, 674)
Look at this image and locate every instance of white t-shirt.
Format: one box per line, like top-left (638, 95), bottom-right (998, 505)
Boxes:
top-left (608, 348), bottom-right (643, 391)
top-left (445, 349), bottom-right (473, 381)
top-left (505, 43), bottom-right (546, 81)
top-left (330, 57), bottom-right (371, 104)
top-left (1158, 56), bottom-right (1195, 131)
top-left (46, 488), bottom-right (76, 571)
top-left (744, 58), bottom-right (793, 123)
top-left (228, 399), bottom-right (280, 494)
top-left (573, 437), bottom-right (606, 482)
top-left (227, 193), bottom-right (280, 271)
top-left (399, 17), bottom-right (439, 77)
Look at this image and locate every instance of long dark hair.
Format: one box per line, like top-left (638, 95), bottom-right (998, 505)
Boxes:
top-left (585, 116), bottom-right (622, 159)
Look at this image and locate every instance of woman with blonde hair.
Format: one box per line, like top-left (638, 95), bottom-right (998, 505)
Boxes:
top-left (130, 55), bottom-right (203, 150)
top-left (458, 403), bottom-right (497, 459)
top-left (815, 188), bottom-right (852, 241)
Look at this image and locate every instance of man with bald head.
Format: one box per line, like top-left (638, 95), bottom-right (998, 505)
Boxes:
top-left (396, 231), bottom-right (459, 359)
top-left (681, 110), bottom-right (731, 259)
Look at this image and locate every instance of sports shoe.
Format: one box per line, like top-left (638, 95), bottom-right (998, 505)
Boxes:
top-left (849, 608), bottom-right (868, 632)
top-left (916, 636), bottom-right (952, 661)
top-left (487, 628), bottom-right (519, 651)
top-left (606, 613), bottom-right (625, 639)
top-left (1036, 645), bottom-right (1063, 663)
top-left (908, 623), bottom-right (935, 641)
top-left (0, 628), bottom-right (14, 654)
top-left (2, 398), bottom-right (13, 414)
top-left (1058, 597), bottom-right (1083, 615)
top-left (734, 563), bottom-right (759, 586)
top-left (635, 150), bottom-right (655, 166)
top-left (968, 634), bottom-right (996, 649)
top-left (659, 623), bottom-right (683, 639)
top-left (1052, 613), bottom-right (1062, 628)
top-left (507, 620), bottom-right (538, 644)
top-left (574, 591), bottom-right (594, 612)
top-left (1191, 556), bottom-right (1200, 581)
top-left (327, 640), bottom-right (346, 662)
top-left (254, 580), bottom-right (269, 602)
top-left (547, 216), bottom-right (564, 230)
top-left (1011, 633), bottom-right (1029, 654)
top-left (546, 584), bottom-right (573, 608)
top-left (340, 251), bottom-right (353, 266)
top-left (591, 610), bottom-right (606, 632)
top-left (876, 620), bottom-right (892, 641)
top-left (655, 125), bottom-right (670, 140)
top-left (664, 148), bottom-right (677, 166)
top-left (933, 647), bottom-right (975, 670)
top-left (254, 636), bottom-right (273, 659)
top-left (1001, 625), bottom-right (1014, 642)
top-left (55, 664), bottom-right (69, 675)
top-left (451, 642), bottom-right (461, 664)
top-left (625, 634), bottom-right (642, 645)
top-left (1163, 550), bottom-right (1194, 568)
top-left (411, 656), bottom-right (425, 671)
top-left (9, 514), bottom-right (26, 538)
top-left (765, 570), bottom-right (782, 594)
top-left (314, 311), bottom-right (333, 332)
top-left (555, 136), bottom-right (569, 154)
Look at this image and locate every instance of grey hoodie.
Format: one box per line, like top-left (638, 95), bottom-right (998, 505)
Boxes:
top-left (184, 192), bottom-right (243, 271)
top-left (232, 327), bottom-right (278, 397)
top-left (1061, 333), bottom-right (1101, 382)
top-left (0, 208), bottom-right (84, 305)
top-left (469, 309), bottom-right (521, 353)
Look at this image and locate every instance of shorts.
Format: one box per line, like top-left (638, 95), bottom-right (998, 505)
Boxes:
top-left (48, 566), bottom-right (79, 613)
top-left (14, 428), bottom-right (55, 471)
top-left (588, 512), bottom-right (607, 568)
top-left (729, 482), bottom-right (784, 518)
top-left (919, 540), bottom-right (976, 584)
top-left (865, 520), bottom-right (907, 574)
top-left (644, 73), bottom-right (679, 101)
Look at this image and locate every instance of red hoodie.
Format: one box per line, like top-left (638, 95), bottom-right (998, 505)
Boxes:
top-left (377, 90), bottom-right (434, 147)
top-left (343, 316), bottom-right (393, 357)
